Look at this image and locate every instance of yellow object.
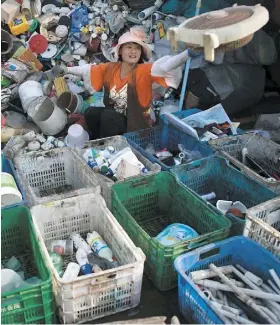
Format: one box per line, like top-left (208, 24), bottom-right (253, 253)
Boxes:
top-left (8, 14), bottom-right (29, 35)
top-left (54, 78), bottom-right (69, 97)
top-left (157, 20), bottom-right (165, 39)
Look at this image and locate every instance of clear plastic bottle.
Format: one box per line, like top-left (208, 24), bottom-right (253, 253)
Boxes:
top-left (49, 252), bottom-right (64, 277)
top-left (86, 231), bottom-right (113, 262)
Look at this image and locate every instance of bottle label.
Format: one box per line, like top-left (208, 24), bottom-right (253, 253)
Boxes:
top-left (53, 245), bottom-right (65, 255)
top-left (89, 236), bottom-right (108, 254)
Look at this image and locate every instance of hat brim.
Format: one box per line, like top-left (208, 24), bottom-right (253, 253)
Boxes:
top-left (115, 36), bottom-right (152, 61)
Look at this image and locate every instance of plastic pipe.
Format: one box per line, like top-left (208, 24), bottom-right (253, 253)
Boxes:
top-left (259, 306), bottom-right (279, 323)
top-left (268, 279), bottom-right (280, 294)
top-left (209, 263), bottom-right (274, 324)
top-left (178, 59), bottom-right (191, 111)
top-left (233, 266), bottom-right (280, 316)
top-left (138, 6), bottom-right (158, 21)
top-left (209, 301), bottom-right (256, 324)
top-left (211, 301), bottom-right (241, 315)
top-left (190, 266), bottom-right (233, 281)
top-left (196, 279), bottom-right (245, 289)
top-left (236, 264), bottom-right (263, 286)
top-left (269, 269), bottom-right (280, 290)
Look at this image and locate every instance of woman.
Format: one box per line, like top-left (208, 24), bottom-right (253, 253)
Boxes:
top-left (65, 26), bottom-right (191, 139)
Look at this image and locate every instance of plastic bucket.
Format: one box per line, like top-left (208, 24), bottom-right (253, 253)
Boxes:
top-left (1, 29), bottom-right (13, 55)
top-left (18, 80), bottom-right (44, 111)
top-left (57, 92), bottom-right (83, 114)
top-left (27, 96), bottom-right (67, 135)
top-left (1, 172), bottom-right (22, 207)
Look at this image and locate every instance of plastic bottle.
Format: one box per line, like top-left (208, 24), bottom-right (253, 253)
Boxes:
top-left (76, 249), bottom-right (93, 275)
top-left (107, 148), bottom-right (148, 175)
top-left (49, 252), bottom-right (64, 277)
top-left (62, 262), bottom-right (80, 281)
top-left (70, 233), bottom-right (92, 254)
top-left (47, 240), bottom-right (73, 255)
top-left (86, 231), bottom-right (113, 262)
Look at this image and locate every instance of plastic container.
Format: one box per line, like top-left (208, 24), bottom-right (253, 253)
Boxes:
top-left (155, 223), bottom-right (198, 246)
top-left (170, 157), bottom-right (276, 236)
top-left (209, 134), bottom-right (280, 194)
top-left (111, 172), bottom-right (231, 291)
top-left (30, 193), bottom-right (145, 324)
top-left (8, 14), bottom-right (29, 35)
top-left (124, 125), bottom-right (214, 171)
top-left (174, 236), bottom-right (280, 324)
top-left (244, 197), bottom-right (280, 259)
top-left (86, 231), bottom-right (113, 261)
top-left (27, 96), bottom-right (67, 136)
top-left (65, 124), bottom-right (89, 149)
top-left (1, 206), bottom-right (55, 324)
top-left (1, 154), bottom-right (27, 210)
top-left (77, 135), bottom-right (161, 209)
top-left (47, 240), bottom-right (73, 256)
top-left (13, 147), bottom-right (101, 206)
top-left (1, 172), bottom-right (22, 207)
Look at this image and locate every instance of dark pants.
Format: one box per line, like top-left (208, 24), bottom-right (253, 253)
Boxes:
top-left (84, 107), bottom-right (127, 140)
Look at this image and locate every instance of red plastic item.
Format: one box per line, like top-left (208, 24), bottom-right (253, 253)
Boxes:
top-left (29, 35), bottom-right (48, 54)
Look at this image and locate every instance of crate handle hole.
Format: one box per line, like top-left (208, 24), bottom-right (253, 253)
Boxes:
top-left (132, 180), bottom-right (149, 187)
top-left (199, 247), bottom-right (220, 260)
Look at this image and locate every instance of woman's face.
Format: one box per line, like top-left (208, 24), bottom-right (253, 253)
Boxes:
top-left (120, 42), bottom-right (142, 64)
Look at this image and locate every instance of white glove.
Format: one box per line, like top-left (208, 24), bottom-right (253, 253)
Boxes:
top-left (66, 64), bottom-right (95, 94)
top-left (151, 50), bottom-right (190, 89)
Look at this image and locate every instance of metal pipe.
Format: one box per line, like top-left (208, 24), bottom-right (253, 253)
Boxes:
top-left (209, 263), bottom-right (275, 324)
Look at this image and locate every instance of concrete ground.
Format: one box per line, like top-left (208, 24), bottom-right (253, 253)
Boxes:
top-left (92, 274), bottom-right (185, 324)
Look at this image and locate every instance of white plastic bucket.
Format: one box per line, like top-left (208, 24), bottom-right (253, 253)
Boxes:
top-left (1, 172), bottom-right (22, 207)
top-left (18, 81), bottom-right (44, 111)
top-left (27, 96), bottom-right (67, 135)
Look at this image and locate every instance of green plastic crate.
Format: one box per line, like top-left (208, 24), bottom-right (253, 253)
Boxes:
top-left (111, 172), bottom-right (231, 291)
top-left (1, 206), bottom-right (55, 324)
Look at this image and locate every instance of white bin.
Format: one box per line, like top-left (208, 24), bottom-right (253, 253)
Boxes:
top-left (244, 197), bottom-right (280, 259)
top-left (14, 147), bottom-right (104, 206)
top-left (31, 194), bottom-right (145, 324)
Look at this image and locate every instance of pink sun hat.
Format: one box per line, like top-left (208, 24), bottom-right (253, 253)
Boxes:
top-left (114, 26), bottom-right (152, 61)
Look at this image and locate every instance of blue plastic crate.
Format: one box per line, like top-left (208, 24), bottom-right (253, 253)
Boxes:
top-left (174, 236), bottom-right (280, 324)
top-left (1, 154), bottom-right (27, 210)
top-left (171, 156), bottom-right (276, 236)
top-left (124, 125), bottom-right (214, 171)
top-left (160, 109), bottom-right (244, 134)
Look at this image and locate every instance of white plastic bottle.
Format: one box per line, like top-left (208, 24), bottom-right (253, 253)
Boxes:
top-left (76, 249), bottom-right (93, 275)
top-left (62, 262), bottom-right (80, 281)
top-left (86, 231), bottom-right (113, 262)
top-left (70, 233), bottom-right (92, 254)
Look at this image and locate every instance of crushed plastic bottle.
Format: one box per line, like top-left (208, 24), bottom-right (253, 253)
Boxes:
top-left (87, 231), bottom-right (113, 262)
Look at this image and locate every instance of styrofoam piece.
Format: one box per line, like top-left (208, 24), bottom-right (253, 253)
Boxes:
top-left (167, 5), bottom-right (269, 61)
top-left (13, 147), bottom-right (102, 206)
top-left (30, 194), bottom-right (145, 324)
top-left (216, 200), bottom-right (247, 214)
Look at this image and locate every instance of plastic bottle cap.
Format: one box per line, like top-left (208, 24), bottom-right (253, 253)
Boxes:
top-left (29, 35), bottom-right (48, 54)
top-left (101, 33), bottom-right (108, 41)
top-left (100, 165), bottom-right (108, 174)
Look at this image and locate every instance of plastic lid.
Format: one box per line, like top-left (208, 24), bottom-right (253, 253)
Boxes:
top-left (29, 35), bottom-right (48, 54)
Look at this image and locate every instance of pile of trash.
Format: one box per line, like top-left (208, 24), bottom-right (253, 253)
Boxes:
top-left (48, 232), bottom-right (119, 280)
top-left (1, 0), bottom-right (184, 143)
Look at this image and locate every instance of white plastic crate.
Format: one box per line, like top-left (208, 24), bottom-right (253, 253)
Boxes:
top-left (30, 193), bottom-right (145, 324)
top-left (77, 135), bottom-right (161, 209)
top-left (13, 147), bottom-right (105, 206)
top-left (209, 134), bottom-right (280, 194)
top-left (244, 197), bottom-right (280, 259)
